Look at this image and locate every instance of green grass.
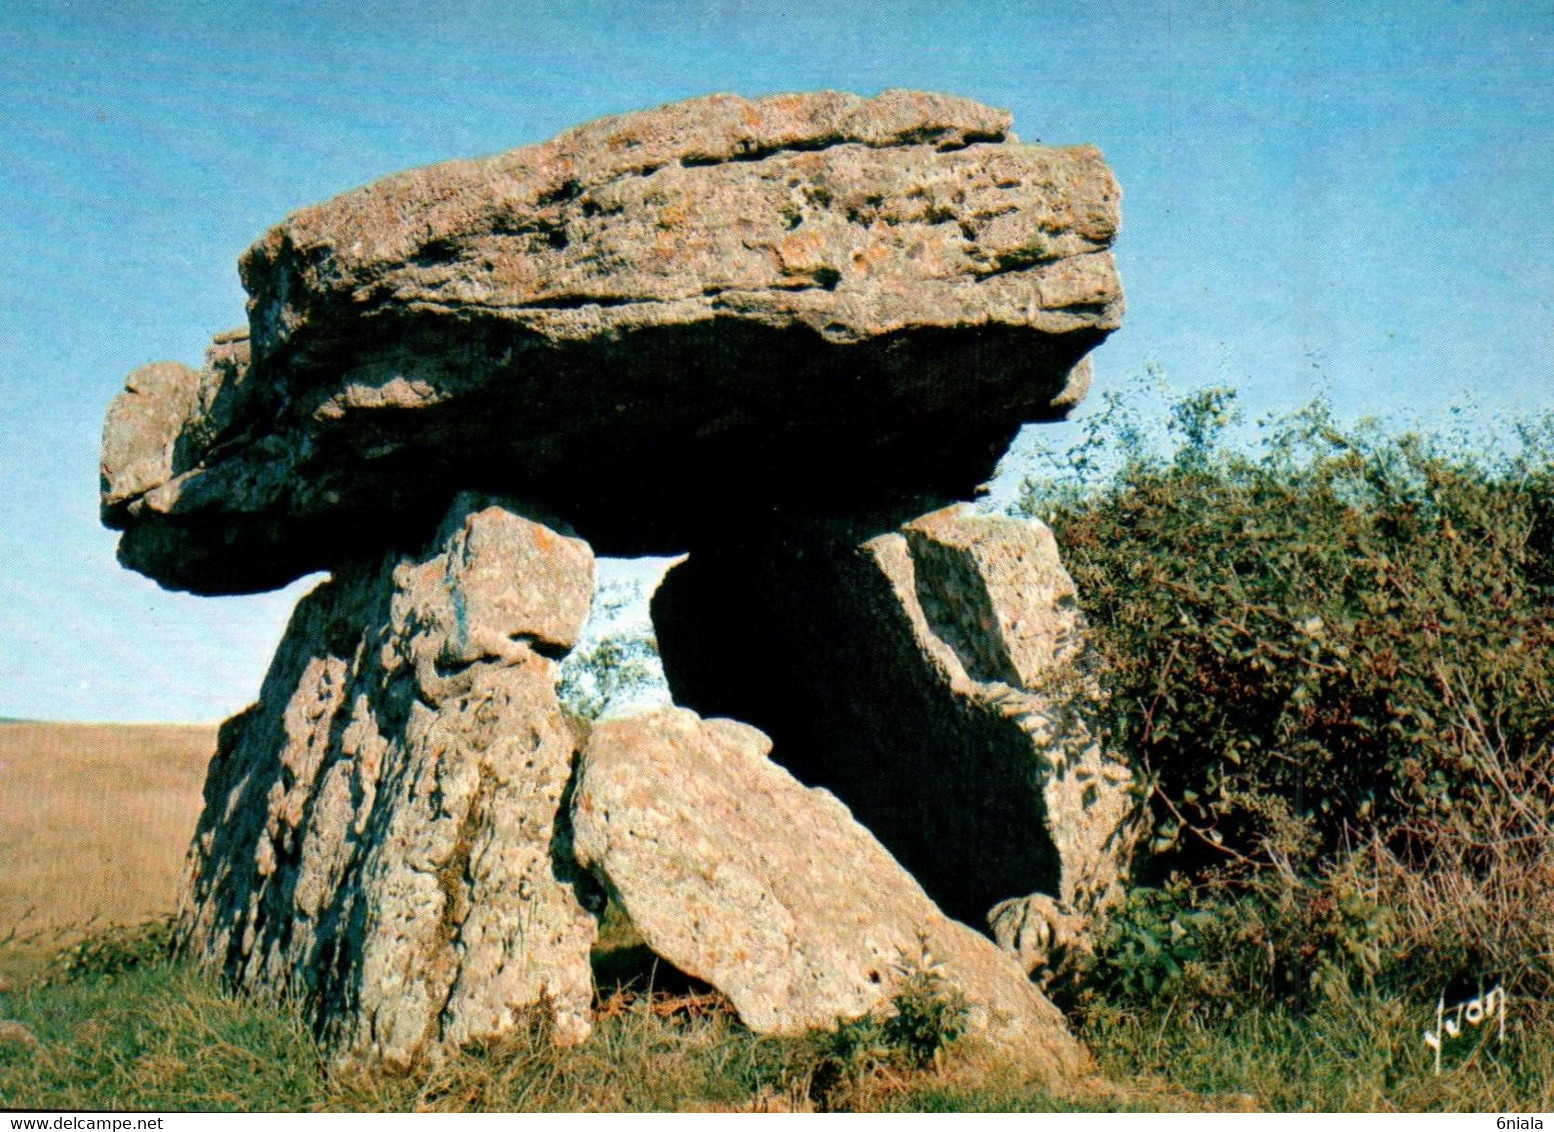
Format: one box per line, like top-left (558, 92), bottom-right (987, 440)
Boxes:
top-left (0, 964), bottom-right (323, 1111)
top-left (1081, 992), bottom-right (1554, 1113)
top-left (0, 957), bottom-right (809, 1112)
top-left (4, 943), bottom-right (1550, 1112)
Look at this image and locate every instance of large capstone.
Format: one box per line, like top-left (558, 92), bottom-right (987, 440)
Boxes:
top-left (651, 506), bottom-right (1140, 941)
top-left (174, 494), bottom-right (600, 1068)
top-left (571, 705), bottom-right (1090, 1082)
top-left (100, 90), bottom-right (1121, 594)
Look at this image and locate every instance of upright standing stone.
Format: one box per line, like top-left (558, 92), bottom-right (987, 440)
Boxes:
top-left (653, 505), bottom-right (1139, 951)
top-left (174, 494), bottom-right (600, 1067)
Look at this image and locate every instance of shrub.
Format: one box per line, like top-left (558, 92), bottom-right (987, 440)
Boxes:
top-left (882, 947), bottom-right (968, 1070)
top-left (795, 940), bottom-right (970, 1109)
top-left (1019, 385), bottom-right (1554, 1005)
top-left (556, 572), bottom-right (666, 721)
top-left (1068, 867), bottom-right (1398, 1022)
top-left (557, 633), bottom-right (662, 721)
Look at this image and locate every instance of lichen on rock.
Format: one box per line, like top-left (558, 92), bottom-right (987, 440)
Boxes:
top-left (652, 506), bottom-right (1141, 942)
top-left (101, 89), bottom-right (1122, 595)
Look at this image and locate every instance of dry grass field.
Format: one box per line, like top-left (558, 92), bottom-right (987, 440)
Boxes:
top-left (0, 721), bottom-right (216, 950)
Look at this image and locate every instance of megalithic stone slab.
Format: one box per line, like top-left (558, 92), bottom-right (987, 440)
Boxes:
top-left (891, 506), bottom-right (1142, 925)
top-left (651, 506), bottom-right (1140, 947)
top-left (174, 493), bottom-right (600, 1068)
top-left (100, 89), bottom-right (1122, 594)
top-left (570, 705), bottom-right (1091, 1083)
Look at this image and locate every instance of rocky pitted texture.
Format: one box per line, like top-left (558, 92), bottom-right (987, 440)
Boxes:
top-left (100, 361), bottom-right (203, 512)
top-left (894, 507), bottom-right (1140, 922)
top-left (101, 89), bottom-right (1122, 594)
top-left (571, 706), bottom-right (1089, 1081)
top-left (174, 494), bottom-right (600, 1068)
top-left (652, 506), bottom-right (1139, 946)
top-left (988, 892), bottom-right (1090, 979)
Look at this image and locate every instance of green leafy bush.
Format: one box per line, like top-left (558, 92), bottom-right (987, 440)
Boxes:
top-left (556, 574), bottom-right (666, 721)
top-left (1070, 869), bottom-right (1398, 1022)
top-left (882, 951), bottom-right (969, 1070)
top-left (1020, 385), bottom-right (1554, 1005)
top-left (557, 633), bottom-right (662, 721)
top-left (797, 940), bottom-right (970, 1109)
top-left (802, 1016), bottom-right (891, 1108)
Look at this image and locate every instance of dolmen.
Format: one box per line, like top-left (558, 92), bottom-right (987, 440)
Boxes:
top-left (100, 90), bottom-right (1139, 1083)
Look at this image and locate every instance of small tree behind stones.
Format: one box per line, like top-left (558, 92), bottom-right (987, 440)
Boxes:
top-left (557, 571), bottom-right (670, 721)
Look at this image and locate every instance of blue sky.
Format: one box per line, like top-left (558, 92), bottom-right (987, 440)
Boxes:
top-left (1, 1), bottom-right (1550, 722)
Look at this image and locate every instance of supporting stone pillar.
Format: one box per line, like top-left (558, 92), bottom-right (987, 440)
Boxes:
top-left (174, 494), bottom-right (601, 1068)
top-left (652, 505), bottom-right (1140, 958)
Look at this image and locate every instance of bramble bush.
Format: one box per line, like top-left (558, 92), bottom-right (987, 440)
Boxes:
top-left (1018, 384), bottom-right (1554, 1013)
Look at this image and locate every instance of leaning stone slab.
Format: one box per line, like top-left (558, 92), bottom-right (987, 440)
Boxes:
top-left (570, 706), bottom-right (1091, 1083)
top-left (174, 493), bottom-right (599, 1068)
top-left (101, 89), bottom-right (1122, 594)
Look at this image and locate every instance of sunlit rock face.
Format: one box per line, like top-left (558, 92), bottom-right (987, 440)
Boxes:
top-left (572, 704), bottom-right (1092, 1083)
top-left (100, 89), bottom-right (1120, 596)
